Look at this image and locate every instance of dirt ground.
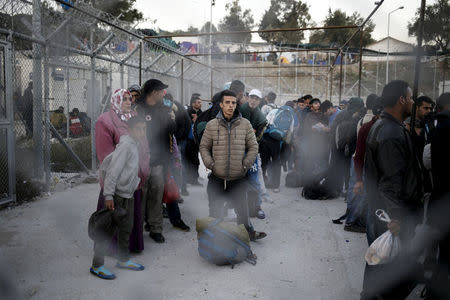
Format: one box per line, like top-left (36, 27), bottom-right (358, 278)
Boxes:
top-left (1, 170), bottom-right (417, 300)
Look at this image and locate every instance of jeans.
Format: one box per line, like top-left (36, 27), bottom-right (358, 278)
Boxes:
top-left (247, 154), bottom-right (264, 208)
top-left (92, 195), bottom-right (134, 267)
top-left (345, 159), bottom-right (366, 226)
top-left (206, 174), bottom-right (254, 234)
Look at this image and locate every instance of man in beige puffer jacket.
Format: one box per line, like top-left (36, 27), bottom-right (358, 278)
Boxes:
top-left (200, 90), bottom-right (267, 241)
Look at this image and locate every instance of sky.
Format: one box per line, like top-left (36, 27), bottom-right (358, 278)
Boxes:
top-left (134, 0), bottom-right (434, 45)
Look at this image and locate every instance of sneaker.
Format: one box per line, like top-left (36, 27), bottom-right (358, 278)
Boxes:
top-left (344, 224), bottom-right (366, 233)
top-left (177, 197), bottom-right (184, 204)
top-left (273, 188), bottom-right (280, 193)
top-left (173, 219), bottom-right (190, 232)
top-left (116, 260), bottom-right (145, 271)
top-left (262, 194), bottom-right (274, 204)
top-left (90, 266), bottom-right (116, 280)
top-left (144, 223), bottom-right (151, 232)
top-left (149, 232), bottom-right (165, 243)
top-left (256, 209), bottom-right (266, 219)
top-left (249, 231), bottom-right (267, 241)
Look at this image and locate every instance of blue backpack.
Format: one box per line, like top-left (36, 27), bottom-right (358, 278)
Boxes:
top-left (198, 219), bottom-right (257, 268)
top-left (265, 105), bottom-right (294, 142)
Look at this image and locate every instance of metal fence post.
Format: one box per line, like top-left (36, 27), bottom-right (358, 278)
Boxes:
top-left (43, 45), bottom-right (50, 190)
top-left (32, 0), bottom-right (44, 179)
top-left (339, 54), bottom-right (343, 104)
top-left (358, 29), bottom-right (363, 98)
top-left (180, 58), bottom-right (184, 105)
top-left (376, 50), bottom-right (380, 95)
top-left (90, 30), bottom-right (96, 172)
top-left (139, 41), bottom-right (142, 86)
top-left (433, 52), bottom-right (437, 100)
top-left (312, 53), bottom-right (315, 96)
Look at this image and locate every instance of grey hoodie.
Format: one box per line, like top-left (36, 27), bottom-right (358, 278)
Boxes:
top-left (100, 135), bottom-right (140, 200)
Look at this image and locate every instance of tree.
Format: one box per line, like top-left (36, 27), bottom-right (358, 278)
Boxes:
top-left (408, 0), bottom-right (449, 52)
top-left (259, 0), bottom-right (311, 44)
top-left (89, 0), bottom-right (143, 23)
top-left (218, 0), bottom-right (254, 44)
top-left (309, 9), bottom-right (375, 48)
top-left (200, 22), bottom-right (218, 44)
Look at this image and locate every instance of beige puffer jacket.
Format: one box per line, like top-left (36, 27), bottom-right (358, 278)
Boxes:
top-left (200, 110), bottom-right (258, 181)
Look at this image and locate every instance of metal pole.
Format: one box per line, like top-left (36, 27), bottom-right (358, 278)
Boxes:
top-left (394, 60), bottom-right (397, 80)
top-left (243, 43), bottom-right (246, 84)
top-left (90, 28), bottom-right (96, 172)
top-left (210, 69), bottom-right (213, 100)
top-left (376, 50), bottom-right (379, 95)
top-left (262, 64), bottom-right (264, 91)
top-left (344, 51), bottom-right (347, 96)
top-left (139, 41), bottom-right (142, 85)
top-left (180, 58), bottom-right (184, 106)
top-left (327, 52), bottom-right (330, 99)
top-left (120, 64), bottom-right (124, 88)
top-left (386, 15), bottom-right (390, 84)
top-left (295, 43), bottom-right (299, 94)
top-left (410, 0), bottom-right (426, 134)
top-left (65, 24), bottom-right (70, 139)
top-left (433, 52), bottom-right (437, 99)
top-left (32, 0), bottom-right (44, 179)
top-left (339, 53), bottom-right (343, 104)
top-left (43, 46), bottom-right (50, 190)
top-left (278, 44), bottom-right (282, 98)
top-left (312, 53), bottom-right (315, 95)
top-left (358, 29), bottom-right (363, 98)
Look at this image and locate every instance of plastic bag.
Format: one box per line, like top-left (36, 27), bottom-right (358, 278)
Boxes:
top-left (365, 209), bottom-right (402, 265)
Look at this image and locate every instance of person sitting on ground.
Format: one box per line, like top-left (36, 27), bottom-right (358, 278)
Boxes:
top-left (90, 115), bottom-right (147, 280)
top-left (50, 106), bottom-right (67, 131)
top-left (200, 89), bottom-right (267, 241)
top-left (69, 108), bottom-right (83, 137)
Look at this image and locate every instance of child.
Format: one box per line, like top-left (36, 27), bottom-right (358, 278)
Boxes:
top-left (90, 115), bottom-right (147, 280)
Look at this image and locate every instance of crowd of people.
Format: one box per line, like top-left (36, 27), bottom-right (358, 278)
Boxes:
top-left (87, 76), bottom-right (450, 299)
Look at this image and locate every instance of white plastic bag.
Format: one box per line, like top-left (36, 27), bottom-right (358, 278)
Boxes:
top-left (365, 210), bottom-right (402, 265)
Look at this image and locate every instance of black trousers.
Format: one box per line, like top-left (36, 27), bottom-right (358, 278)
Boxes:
top-left (185, 139), bottom-right (200, 182)
top-left (260, 136), bottom-right (282, 189)
top-left (327, 148), bottom-right (351, 193)
top-left (206, 174), bottom-right (254, 234)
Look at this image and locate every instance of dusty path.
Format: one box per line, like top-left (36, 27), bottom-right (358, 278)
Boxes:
top-left (0, 172), bottom-right (371, 300)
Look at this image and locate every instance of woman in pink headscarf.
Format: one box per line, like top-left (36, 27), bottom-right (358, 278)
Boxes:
top-left (95, 88), bottom-right (149, 253)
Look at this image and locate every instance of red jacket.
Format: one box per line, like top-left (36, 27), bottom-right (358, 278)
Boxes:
top-left (95, 110), bottom-right (150, 189)
top-left (354, 117), bottom-right (377, 182)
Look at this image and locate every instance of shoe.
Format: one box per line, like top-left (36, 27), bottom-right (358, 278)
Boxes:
top-left (149, 232), bottom-right (165, 243)
top-left (173, 219), bottom-right (190, 232)
top-left (273, 188), bottom-right (280, 193)
top-left (144, 223), bottom-right (151, 232)
top-left (116, 260), bottom-right (145, 271)
top-left (249, 231), bottom-right (267, 241)
top-left (177, 197), bottom-right (184, 204)
top-left (181, 188), bottom-right (189, 196)
top-left (256, 209), bottom-right (266, 219)
top-left (344, 224), bottom-right (366, 233)
top-left (90, 266), bottom-right (116, 280)
top-left (262, 194), bottom-right (274, 204)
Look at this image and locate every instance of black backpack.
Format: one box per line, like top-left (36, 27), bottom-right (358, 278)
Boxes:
top-left (302, 183), bottom-right (336, 200)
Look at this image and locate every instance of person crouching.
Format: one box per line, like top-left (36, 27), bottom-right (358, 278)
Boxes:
top-left (90, 115), bottom-right (146, 279)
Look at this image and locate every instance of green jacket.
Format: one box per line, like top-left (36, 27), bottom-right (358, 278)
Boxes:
top-left (239, 102), bottom-right (267, 140)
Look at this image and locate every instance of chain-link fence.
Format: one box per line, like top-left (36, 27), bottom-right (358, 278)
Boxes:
top-left (0, 0), bottom-right (233, 202)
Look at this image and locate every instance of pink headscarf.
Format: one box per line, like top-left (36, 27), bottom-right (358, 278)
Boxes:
top-left (110, 88), bottom-right (133, 121)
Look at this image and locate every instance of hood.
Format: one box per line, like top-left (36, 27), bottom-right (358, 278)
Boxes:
top-left (216, 108), bottom-right (242, 123)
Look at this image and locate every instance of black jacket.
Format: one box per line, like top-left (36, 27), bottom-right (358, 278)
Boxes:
top-left (187, 106), bottom-right (202, 121)
top-left (172, 100), bottom-right (192, 142)
top-left (136, 101), bottom-right (176, 167)
top-left (364, 112), bottom-right (424, 240)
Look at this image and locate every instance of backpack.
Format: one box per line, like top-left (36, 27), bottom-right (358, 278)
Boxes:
top-left (335, 118), bottom-right (359, 157)
top-left (265, 106), bottom-right (294, 142)
top-left (302, 183), bottom-right (336, 200)
top-left (196, 218), bottom-right (257, 268)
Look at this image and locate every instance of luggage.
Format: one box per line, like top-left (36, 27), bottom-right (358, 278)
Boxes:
top-left (265, 106), bottom-right (294, 142)
top-left (196, 217), bottom-right (257, 267)
top-left (88, 207), bottom-right (127, 241)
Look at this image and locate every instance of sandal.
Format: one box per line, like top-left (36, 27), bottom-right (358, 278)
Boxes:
top-left (116, 260), bottom-right (145, 271)
top-left (90, 266), bottom-right (116, 280)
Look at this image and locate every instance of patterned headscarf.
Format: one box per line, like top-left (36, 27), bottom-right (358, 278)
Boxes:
top-left (110, 88), bottom-right (133, 121)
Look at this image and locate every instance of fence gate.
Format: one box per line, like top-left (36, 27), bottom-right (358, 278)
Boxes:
top-left (0, 40), bottom-right (15, 204)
